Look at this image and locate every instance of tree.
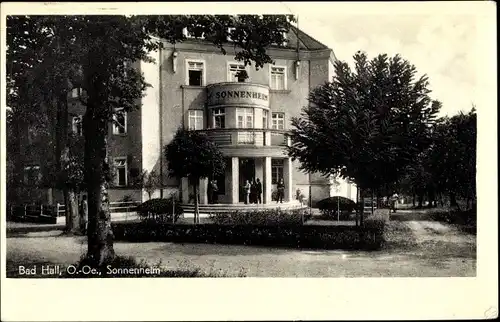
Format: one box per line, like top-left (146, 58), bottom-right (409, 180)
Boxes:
top-left (165, 128), bottom-right (226, 224)
top-left (428, 108), bottom-right (477, 210)
top-left (6, 16), bottom-right (85, 233)
top-left (288, 51), bottom-right (441, 225)
top-left (142, 170), bottom-right (161, 200)
top-left (7, 15), bottom-right (294, 266)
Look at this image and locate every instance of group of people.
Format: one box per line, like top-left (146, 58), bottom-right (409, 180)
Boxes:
top-left (242, 177), bottom-right (286, 204)
top-left (243, 178), bottom-right (262, 204)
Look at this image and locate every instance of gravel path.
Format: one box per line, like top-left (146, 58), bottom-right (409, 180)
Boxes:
top-left (7, 217), bottom-right (476, 277)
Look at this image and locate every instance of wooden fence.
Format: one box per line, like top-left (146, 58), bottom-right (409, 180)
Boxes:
top-left (7, 201), bottom-right (141, 224)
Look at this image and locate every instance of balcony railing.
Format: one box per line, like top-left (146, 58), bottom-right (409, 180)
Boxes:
top-left (197, 128), bottom-right (289, 147)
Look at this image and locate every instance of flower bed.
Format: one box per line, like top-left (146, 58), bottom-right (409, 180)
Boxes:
top-left (209, 209), bottom-right (310, 225)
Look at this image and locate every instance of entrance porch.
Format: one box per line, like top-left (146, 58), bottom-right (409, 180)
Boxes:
top-left (180, 156), bottom-right (294, 206)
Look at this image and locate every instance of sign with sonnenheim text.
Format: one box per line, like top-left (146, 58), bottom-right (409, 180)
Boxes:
top-left (207, 83), bottom-right (270, 109)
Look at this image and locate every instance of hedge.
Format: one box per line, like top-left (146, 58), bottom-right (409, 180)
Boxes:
top-left (111, 221), bottom-right (385, 250)
top-left (429, 208), bottom-right (477, 234)
top-left (209, 209), bottom-right (311, 226)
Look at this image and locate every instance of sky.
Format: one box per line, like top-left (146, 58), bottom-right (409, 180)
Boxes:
top-left (279, 2), bottom-right (492, 117)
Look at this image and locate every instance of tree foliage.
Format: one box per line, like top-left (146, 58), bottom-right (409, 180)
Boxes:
top-left (165, 128), bottom-right (226, 223)
top-left (288, 51), bottom-right (441, 223)
top-left (7, 14), bottom-right (293, 264)
top-left (165, 128), bottom-right (226, 182)
top-left (397, 107), bottom-right (476, 209)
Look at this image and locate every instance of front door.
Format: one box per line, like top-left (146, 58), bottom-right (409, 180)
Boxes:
top-left (239, 158), bottom-right (255, 202)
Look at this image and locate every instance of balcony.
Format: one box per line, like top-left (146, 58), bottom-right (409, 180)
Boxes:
top-left (197, 128), bottom-right (289, 147)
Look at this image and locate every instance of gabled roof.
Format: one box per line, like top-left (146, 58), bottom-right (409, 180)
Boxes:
top-left (286, 25), bottom-right (329, 51)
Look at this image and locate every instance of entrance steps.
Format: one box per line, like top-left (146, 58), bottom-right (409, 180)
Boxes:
top-left (181, 201), bottom-right (306, 213)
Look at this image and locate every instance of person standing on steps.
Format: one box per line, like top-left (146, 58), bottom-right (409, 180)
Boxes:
top-left (277, 177), bottom-right (285, 204)
top-left (243, 180), bottom-right (251, 204)
top-left (255, 178), bottom-right (263, 204)
top-left (210, 179), bottom-right (219, 204)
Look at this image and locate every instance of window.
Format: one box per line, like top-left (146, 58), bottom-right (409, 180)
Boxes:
top-left (271, 159), bottom-right (284, 184)
top-left (72, 116), bottom-right (83, 136)
top-left (70, 88), bottom-right (81, 98)
top-left (262, 110), bottom-right (269, 129)
top-left (228, 63), bottom-right (246, 82)
top-left (23, 165), bottom-right (41, 186)
top-left (186, 60), bottom-right (205, 86)
top-left (213, 108), bottom-right (225, 129)
top-left (271, 31), bottom-right (288, 47)
top-left (271, 112), bottom-right (285, 130)
top-left (183, 27), bottom-right (205, 39)
top-left (227, 27), bottom-right (236, 42)
top-left (188, 110), bottom-right (204, 130)
top-left (123, 60), bottom-right (131, 77)
top-left (114, 158), bottom-right (128, 187)
top-left (270, 66), bottom-right (287, 90)
top-left (112, 110), bottom-right (127, 135)
top-left (236, 108), bottom-right (253, 128)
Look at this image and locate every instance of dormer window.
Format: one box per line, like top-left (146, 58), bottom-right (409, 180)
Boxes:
top-left (271, 31), bottom-right (288, 47)
top-left (182, 26), bottom-right (205, 39)
top-left (227, 27), bottom-right (236, 42)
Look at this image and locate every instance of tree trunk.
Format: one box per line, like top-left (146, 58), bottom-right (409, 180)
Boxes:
top-left (8, 115), bottom-right (24, 204)
top-left (193, 182), bottom-right (200, 224)
top-left (450, 193), bottom-right (461, 211)
top-left (412, 193), bottom-right (416, 208)
top-left (355, 187), bottom-right (359, 227)
top-left (84, 107), bottom-right (115, 266)
top-left (66, 190), bottom-right (80, 233)
top-left (418, 194), bottom-right (423, 208)
top-left (56, 96), bottom-right (82, 233)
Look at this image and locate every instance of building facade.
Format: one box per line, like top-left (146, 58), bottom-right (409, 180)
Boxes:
top-left (138, 26), bottom-right (357, 206)
top-left (15, 25), bottom-right (357, 206)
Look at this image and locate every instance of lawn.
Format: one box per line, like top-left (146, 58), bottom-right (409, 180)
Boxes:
top-left (6, 213), bottom-right (476, 277)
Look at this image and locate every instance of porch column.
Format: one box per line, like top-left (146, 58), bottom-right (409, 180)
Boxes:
top-left (230, 157), bottom-right (239, 204)
top-left (283, 158), bottom-right (293, 202)
top-left (199, 178), bottom-right (208, 205)
top-left (181, 177), bottom-right (189, 204)
top-left (264, 157), bottom-right (272, 203)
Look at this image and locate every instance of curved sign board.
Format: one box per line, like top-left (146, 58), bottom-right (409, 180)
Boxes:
top-left (207, 83), bottom-right (270, 109)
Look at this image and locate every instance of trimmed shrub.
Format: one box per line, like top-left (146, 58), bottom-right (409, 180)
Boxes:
top-left (317, 196), bottom-right (356, 219)
top-left (136, 198), bottom-right (183, 223)
top-left (209, 209), bottom-right (310, 226)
